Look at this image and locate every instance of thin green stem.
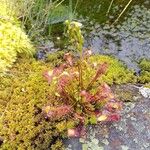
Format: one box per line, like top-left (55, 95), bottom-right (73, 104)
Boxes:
top-left (113, 0), bottom-right (133, 24)
top-left (106, 0), bottom-right (114, 16)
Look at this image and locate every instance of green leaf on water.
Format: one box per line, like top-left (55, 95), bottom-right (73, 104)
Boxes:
top-left (48, 5), bottom-right (75, 24)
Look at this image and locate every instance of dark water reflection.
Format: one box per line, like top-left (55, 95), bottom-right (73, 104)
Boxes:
top-left (39, 0), bottom-right (150, 73)
top-left (78, 2), bottom-right (150, 72)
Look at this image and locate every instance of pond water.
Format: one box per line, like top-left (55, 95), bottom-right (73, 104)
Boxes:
top-left (74, 0), bottom-right (150, 72)
top-left (38, 0), bottom-right (150, 73)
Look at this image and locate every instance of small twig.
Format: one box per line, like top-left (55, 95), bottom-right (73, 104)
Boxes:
top-left (106, 0), bottom-right (114, 16)
top-left (113, 0), bottom-right (133, 24)
top-left (54, 0), bottom-right (65, 8)
top-left (73, 0), bottom-right (79, 16)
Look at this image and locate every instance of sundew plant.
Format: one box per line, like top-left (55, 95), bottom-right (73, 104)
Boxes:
top-left (43, 21), bottom-right (122, 137)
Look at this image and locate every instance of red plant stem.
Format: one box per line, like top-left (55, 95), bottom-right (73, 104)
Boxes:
top-left (78, 61), bottom-right (83, 90)
top-left (77, 53), bottom-right (84, 103)
top-left (87, 63), bottom-right (108, 90)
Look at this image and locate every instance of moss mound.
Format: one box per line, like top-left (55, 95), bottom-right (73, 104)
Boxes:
top-left (138, 59), bottom-right (150, 83)
top-left (89, 55), bottom-right (136, 85)
top-left (0, 58), bottom-right (65, 150)
top-left (0, 1), bottom-right (35, 75)
top-left (46, 50), bottom-right (65, 66)
top-left (0, 1), bottom-right (18, 22)
top-left (0, 20), bottom-right (35, 74)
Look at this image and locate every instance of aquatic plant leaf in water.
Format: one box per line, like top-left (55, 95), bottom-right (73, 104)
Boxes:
top-left (48, 5), bottom-right (74, 24)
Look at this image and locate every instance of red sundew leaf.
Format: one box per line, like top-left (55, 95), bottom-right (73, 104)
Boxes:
top-left (56, 105), bottom-right (72, 117)
top-left (108, 114), bottom-right (121, 122)
top-left (47, 110), bottom-right (54, 118)
top-left (74, 113), bottom-right (85, 123)
top-left (80, 90), bottom-right (95, 102)
top-left (43, 64), bottom-right (66, 84)
top-left (95, 83), bottom-right (115, 101)
top-left (83, 49), bottom-right (92, 57)
top-left (101, 83), bottom-right (113, 96)
top-left (94, 62), bottom-right (108, 80)
top-left (94, 110), bottom-right (102, 117)
top-left (57, 73), bottom-right (73, 96)
top-left (80, 90), bottom-right (87, 97)
top-left (58, 75), bottom-right (70, 87)
top-left (68, 126), bottom-right (86, 138)
top-left (53, 64), bottom-right (66, 76)
top-left (68, 128), bottom-right (79, 137)
top-left (43, 105), bottom-right (72, 120)
top-left (105, 101), bottom-right (122, 112)
top-left (87, 63), bottom-right (108, 89)
top-left (97, 114), bottom-right (108, 122)
top-left (64, 53), bottom-right (73, 66)
top-left (43, 70), bottom-right (53, 84)
top-left (57, 85), bottom-right (72, 102)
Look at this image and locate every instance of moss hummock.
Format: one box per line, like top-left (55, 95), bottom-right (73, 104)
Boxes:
top-left (0, 58), bottom-right (65, 150)
top-left (89, 55), bottom-right (136, 85)
top-left (0, 1), bottom-right (35, 75)
top-left (138, 59), bottom-right (150, 83)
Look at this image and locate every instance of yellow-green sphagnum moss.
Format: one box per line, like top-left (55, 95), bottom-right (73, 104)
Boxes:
top-left (46, 50), bottom-right (65, 66)
top-left (0, 1), bottom-right (35, 75)
top-left (88, 55), bottom-right (136, 85)
top-left (0, 58), bottom-right (65, 150)
top-left (0, 21), bottom-right (35, 74)
top-left (0, 1), bottom-right (17, 22)
top-left (138, 59), bottom-right (150, 83)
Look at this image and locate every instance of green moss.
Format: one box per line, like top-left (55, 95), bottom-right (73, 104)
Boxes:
top-left (51, 140), bottom-right (64, 150)
top-left (0, 58), bottom-right (67, 150)
top-left (46, 51), bottom-right (65, 66)
top-left (138, 71), bottom-right (150, 83)
top-left (0, 1), bottom-right (35, 75)
top-left (0, 20), bottom-right (35, 75)
top-left (144, 83), bottom-right (150, 88)
top-left (89, 55), bottom-right (136, 85)
top-left (138, 59), bottom-right (150, 83)
top-left (139, 59), bottom-right (150, 72)
top-left (0, 1), bottom-right (18, 23)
